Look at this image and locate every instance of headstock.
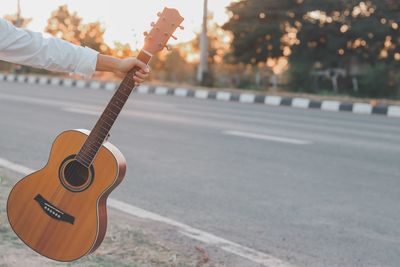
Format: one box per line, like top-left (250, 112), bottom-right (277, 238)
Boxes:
top-left (143, 8), bottom-right (184, 55)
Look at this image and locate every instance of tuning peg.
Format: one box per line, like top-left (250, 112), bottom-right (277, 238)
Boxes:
top-left (165, 45), bottom-right (172, 51)
top-left (171, 35), bottom-right (177, 40)
top-left (179, 25), bottom-right (185, 30)
top-left (151, 22), bottom-right (155, 27)
top-left (157, 12), bottom-right (162, 17)
top-left (143, 31), bottom-right (149, 36)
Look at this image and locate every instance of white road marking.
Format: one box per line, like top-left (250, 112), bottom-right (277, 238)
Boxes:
top-left (50, 77), bottom-right (61, 86)
top-left (27, 75), bottom-right (37, 84)
top-left (0, 158), bottom-right (35, 175)
top-left (63, 107), bottom-right (100, 116)
top-left (321, 101), bottom-right (340, 112)
top-left (38, 76), bottom-right (49, 85)
top-left (239, 93), bottom-right (256, 103)
top-left (105, 82), bottom-right (118, 91)
top-left (17, 75), bottom-right (26, 83)
top-left (0, 157), bottom-right (296, 267)
top-left (62, 78), bottom-right (74, 87)
top-left (6, 74), bottom-right (16, 82)
top-left (137, 85), bottom-right (150, 94)
top-left (216, 92), bottom-right (231, 101)
top-left (292, 98), bottom-right (310, 109)
top-left (155, 86), bottom-right (168, 95)
top-left (352, 103), bottom-right (372, 114)
top-left (265, 96), bottom-right (282, 106)
top-left (194, 89), bottom-right (209, 99)
top-left (174, 88), bottom-right (188, 97)
top-left (75, 80), bottom-right (87, 88)
top-left (224, 130), bottom-right (313, 145)
top-left (89, 81), bottom-right (102, 90)
top-left (388, 106), bottom-right (400, 118)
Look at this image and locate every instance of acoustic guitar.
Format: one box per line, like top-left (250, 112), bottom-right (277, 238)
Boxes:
top-left (7, 8), bottom-right (184, 262)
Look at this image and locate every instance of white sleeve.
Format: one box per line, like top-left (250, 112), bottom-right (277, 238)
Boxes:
top-left (0, 18), bottom-right (98, 78)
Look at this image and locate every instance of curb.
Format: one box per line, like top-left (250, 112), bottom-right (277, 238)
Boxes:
top-left (1, 73), bottom-right (399, 118)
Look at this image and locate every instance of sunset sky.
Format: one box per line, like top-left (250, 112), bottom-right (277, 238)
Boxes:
top-left (0, 0), bottom-right (236, 49)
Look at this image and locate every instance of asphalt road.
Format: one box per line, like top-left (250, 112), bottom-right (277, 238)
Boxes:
top-left (1, 81), bottom-right (399, 267)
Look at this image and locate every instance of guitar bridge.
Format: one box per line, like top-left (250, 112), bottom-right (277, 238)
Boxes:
top-left (34, 194), bottom-right (75, 225)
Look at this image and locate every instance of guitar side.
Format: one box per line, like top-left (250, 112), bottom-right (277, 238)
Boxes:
top-left (6, 129), bottom-right (126, 262)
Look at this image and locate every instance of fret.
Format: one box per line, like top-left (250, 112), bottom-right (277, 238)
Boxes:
top-left (98, 123), bottom-right (111, 132)
top-left (106, 105), bottom-right (120, 116)
top-left (99, 116), bottom-right (113, 128)
top-left (97, 126), bottom-right (110, 136)
top-left (82, 148), bottom-right (96, 157)
top-left (110, 102), bottom-right (122, 112)
top-left (76, 49), bottom-right (152, 165)
top-left (83, 141), bottom-right (99, 152)
top-left (114, 95), bottom-right (128, 105)
top-left (122, 84), bottom-right (134, 93)
top-left (76, 155), bottom-right (91, 166)
top-left (86, 137), bottom-right (103, 147)
top-left (104, 111), bottom-right (117, 121)
top-left (81, 145), bottom-right (97, 155)
top-left (85, 139), bottom-right (101, 150)
top-left (118, 85), bottom-right (131, 95)
top-left (94, 120), bottom-right (111, 131)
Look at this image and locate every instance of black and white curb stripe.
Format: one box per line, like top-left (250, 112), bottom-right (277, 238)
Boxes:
top-left (0, 73), bottom-right (119, 91)
top-left (1, 73), bottom-right (399, 118)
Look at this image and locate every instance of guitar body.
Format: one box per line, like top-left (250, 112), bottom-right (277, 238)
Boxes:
top-left (7, 129), bottom-right (126, 262)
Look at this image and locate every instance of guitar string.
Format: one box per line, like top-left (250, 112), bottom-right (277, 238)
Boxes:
top-left (48, 83), bottom-right (138, 205)
top-left (48, 55), bottom-right (144, 204)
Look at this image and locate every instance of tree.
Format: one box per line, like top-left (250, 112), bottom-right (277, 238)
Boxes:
top-left (45, 5), bottom-right (109, 53)
top-left (291, 1), bottom-right (400, 95)
top-left (223, 0), bottom-right (302, 64)
top-left (223, 0), bottom-right (400, 97)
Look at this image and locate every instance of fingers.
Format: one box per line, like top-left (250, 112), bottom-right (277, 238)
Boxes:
top-left (133, 63), bottom-right (150, 84)
top-left (134, 59), bottom-right (149, 73)
top-left (134, 70), bottom-right (147, 80)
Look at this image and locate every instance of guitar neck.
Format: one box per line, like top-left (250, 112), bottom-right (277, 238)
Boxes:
top-left (76, 50), bottom-right (153, 167)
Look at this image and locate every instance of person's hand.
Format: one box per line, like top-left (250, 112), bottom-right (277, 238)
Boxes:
top-left (96, 54), bottom-right (150, 85)
top-left (116, 57), bottom-right (150, 85)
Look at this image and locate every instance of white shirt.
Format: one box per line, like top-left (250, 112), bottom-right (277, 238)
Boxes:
top-left (0, 18), bottom-right (98, 78)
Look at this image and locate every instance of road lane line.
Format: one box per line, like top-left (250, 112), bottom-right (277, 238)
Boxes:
top-left (63, 107), bottom-right (101, 116)
top-left (0, 157), bottom-right (296, 267)
top-left (224, 130), bottom-right (313, 145)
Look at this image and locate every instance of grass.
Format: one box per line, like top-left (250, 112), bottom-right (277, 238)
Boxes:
top-left (0, 169), bottom-right (227, 267)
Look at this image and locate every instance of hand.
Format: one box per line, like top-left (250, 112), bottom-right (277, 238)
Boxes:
top-left (116, 57), bottom-right (150, 85)
top-left (96, 54), bottom-right (151, 85)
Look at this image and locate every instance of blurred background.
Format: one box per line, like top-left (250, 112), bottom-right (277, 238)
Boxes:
top-left (1, 1), bottom-right (400, 266)
top-left (1, 0), bottom-right (399, 99)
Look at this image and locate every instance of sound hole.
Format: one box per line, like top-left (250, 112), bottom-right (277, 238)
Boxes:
top-left (59, 156), bottom-right (94, 192)
top-left (64, 160), bottom-right (89, 187)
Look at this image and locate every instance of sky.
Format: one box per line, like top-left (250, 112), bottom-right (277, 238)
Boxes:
top-left (0, 0), bottom-right (236, 49)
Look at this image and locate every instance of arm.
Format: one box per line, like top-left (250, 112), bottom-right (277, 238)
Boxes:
top-left (0, 18), bottom-right (149, 83)
top-left (96, 54), bottom-right (150, 84)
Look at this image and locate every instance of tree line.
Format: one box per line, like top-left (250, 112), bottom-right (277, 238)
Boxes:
top-left (1, 2), bottom-right (399, 98)
top-left (223, 0), bottom-right (400, 97)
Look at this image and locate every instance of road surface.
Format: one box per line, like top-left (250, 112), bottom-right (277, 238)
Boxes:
top-left (0, 81), bottom-right (399, 267)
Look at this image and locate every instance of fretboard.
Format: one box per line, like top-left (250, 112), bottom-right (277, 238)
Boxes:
top-left (76, 50), bottom-right (152, 167)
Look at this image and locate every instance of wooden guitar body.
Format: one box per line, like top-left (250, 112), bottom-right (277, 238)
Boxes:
top-left (7, 129), bottom-right (126, 262)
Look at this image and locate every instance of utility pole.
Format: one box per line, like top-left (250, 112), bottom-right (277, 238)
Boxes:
top-left (197, 0), bottom-right (209, 84)
top-left (16, 0), bottom-right (22, 27)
